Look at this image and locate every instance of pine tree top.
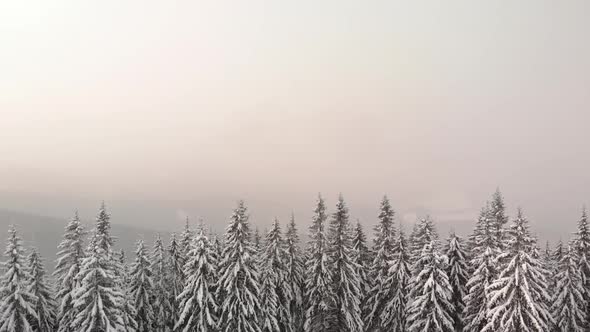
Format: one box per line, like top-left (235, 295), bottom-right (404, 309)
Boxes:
top-left (489, 188), bottom-right (508, 224)
top-left (28, 248), bottom-right (46, 280)
top-left (372, 195), bottom-right (396, 257)
top-left (353, 221), bottom-right (371, 265)
top-left (92, 202), bottom-right (114, 253)
top-left (286, 212), bottom-right (300, 243)
top-left (310, 194), bottom-right (328, 241)
top-left (471, 205), bottom-right (500, 253)
top-left (575, 206), bottom-right (590, 251)
top-left (54, 211), bottom-right (86, 279)
top-left (329, 194), bottom-right (353, 248)
top-left (262, 218), bottom-right (287, 268)
top-left (0, 226), bottom-right (38, 332)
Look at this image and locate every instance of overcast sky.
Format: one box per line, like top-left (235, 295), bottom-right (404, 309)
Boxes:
top-left (1, 0), bottom-right (589, 241)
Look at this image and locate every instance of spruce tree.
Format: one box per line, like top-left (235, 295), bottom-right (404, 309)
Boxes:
top-left (380, 227), bottom-right (411, 332)
top-left (259, 254), bottom-right (280, 332)
top-left (406, 240), bottom-right (454, 332)
top-left (151, 234), bottom-right (172, 332)
top-left (72, 203), bottom-right (125, 331)
top-left (27, 249), bottom-right (56, 332)
top-left (212, 234), bottom-right (225, 309)
top-left (175, 229), bottom-right (218, 332)
top-left (364, 196), bottom-right (396, 331)
top-left (482, 209), bottom-right (552, 332)
top-left (254, 227), bottom-right (262, 253)
top-left (543, 240), bottom-right (551, 264)
top-left (259, 218), bottom-right (292, 332)
top-left (54, 211), bottom-right (86, 332)
top-left (212, 235), bottom-right (224, 269)
top-left (371, 196), bottom-right (396, 257)
top-left (552, 239), bottom-right (564, 263)
top-left (444, 233), bottom-right (468, 332)
top-left (408, 222), bottom-right (419, 260)
top-left (541, 241), bottom-right (556, 304)
top-left (304, 195), bottom-right (335, 332)
top-left (327, 195), bottom-right (364, 332)
top-left (285, 213), bottom-right (304, 332)
top-left (167, 233), bottom-right (184, 327)
top-left (463, 206), bottom-right (500, 332)
top-left (549, 239), bottom-right (563, 293)
top-left (489, 188), bottom-right (508, 246)
top-left (351, 221), bottom-right (371, 299)
top-left (574, 207), bottom-right (590, 319)
top-left (93, 202), bottom-right (114, 253)
top-left (217, 200), bottom-right (261, 332)
top-left (0, 226), bottom-right (37, 332)
top-left (118, 250), bottom-right (139, 332)
top-left (129, 240), bottom-right (155, 332)
top-left (409, 216), bottom-right (438, 261)
top-left (552, 244), bottom-right (587, 331)
top-left (180, 217), bottom-right (193, 259)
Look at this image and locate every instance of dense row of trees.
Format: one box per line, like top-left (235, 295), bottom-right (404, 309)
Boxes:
top-left (1, 190), bottom-right (589, 331)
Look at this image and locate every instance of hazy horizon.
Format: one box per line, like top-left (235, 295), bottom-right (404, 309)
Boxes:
top-left (2, 0), bottom-right (590, 242)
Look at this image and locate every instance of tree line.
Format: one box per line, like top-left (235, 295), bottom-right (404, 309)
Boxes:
top-left (0, 190), bottom-right (588, 331)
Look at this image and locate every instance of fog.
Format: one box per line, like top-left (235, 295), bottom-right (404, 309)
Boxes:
top-left (1, 0), bottom-right (590, 241)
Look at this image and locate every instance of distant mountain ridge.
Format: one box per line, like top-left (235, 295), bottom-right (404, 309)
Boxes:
top-left (0, 209), bottom-right (168, 271)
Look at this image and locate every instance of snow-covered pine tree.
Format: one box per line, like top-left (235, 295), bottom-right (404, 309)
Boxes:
top-left (259, 263), bottom-right (279, 332)
top-left (482, 209), bottom-right (552, 332)
top-left (549, 239), bottom-right (563, 291)
top-left (574, 207), bottom-right (590, 319)
top-left (409, 216), bottom-right (438, 262)
top-left (115, 249), bottom-right (127, 272)
top-left (115, 249), bottom-right (128, 285)
top-left (0, 226), bottom-right (37, 332)
top-left (54, 211), bottom-right (86, 332)
top-left (531, 241), bottom-right (554, 313)
top-left (151, 234), bottom-right (172, 332)
top-left (212, 234), bottom-right (224, 268)
top-left (180, 217), bottom-right (193, 259)
top-left (371, 196), bottom-right (396, 257)
top-left (175, 229), bottom-right (218, 332)
top-left (118, 250), bottom-right (139, 332)
top-left (211, 233), bottom-right (225, 309)
top-left (285, 213), bottom-right (304, 332)
top-left (217, 200), bottom-right (261, 332)
top-left (327, 195), bottom-right (363, 332)
top-left (26, 248), bottom-right (56, 332)
top-left (543, 240), bottom-right (551, 264)
top-left (463, 206), bottom-right (500, 332)
top-left (253, 226), bottom-right (263, 270)
top-left (364, 196), bottom-right (396, 331)
top-left (129, 240), bottom-right (155, 332)
top-left (406, 240), bottom-right (454, 332)
top-left (408, 222), bottom-right (419, 259)
top-left (489, 188), bottom-right (509, 247)
top-left (551, 244), bottom-right (587, 331)
top-left (93, 202), bottom-right (114, 253)
top-left (259, 218), bottom-right (292, 332)
top-left (380, 226), bottom-right (411, 332)
top-left (352, 221), bottom-right (371, 300)
top-left (72, 203), bottom-right (125, 331)
top-left (444, 232), bottom-right (468, 332)
top-left (553, 238), bottom-right (564, 262)
top-left (542, 241), bottom-right (556, 299)
top-left (254, 227), bottom-right (262, 252)
top-left (304, 195), bottom-right (335, 332)
top-left (167, 233), bottom-right (184, 327)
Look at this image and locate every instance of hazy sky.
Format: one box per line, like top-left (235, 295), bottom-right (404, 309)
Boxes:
top-left (1, 1), bottom-right (590, 241)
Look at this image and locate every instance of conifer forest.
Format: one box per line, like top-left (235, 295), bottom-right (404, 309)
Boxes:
top-left (0, 189), bottom-right (586, 332)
